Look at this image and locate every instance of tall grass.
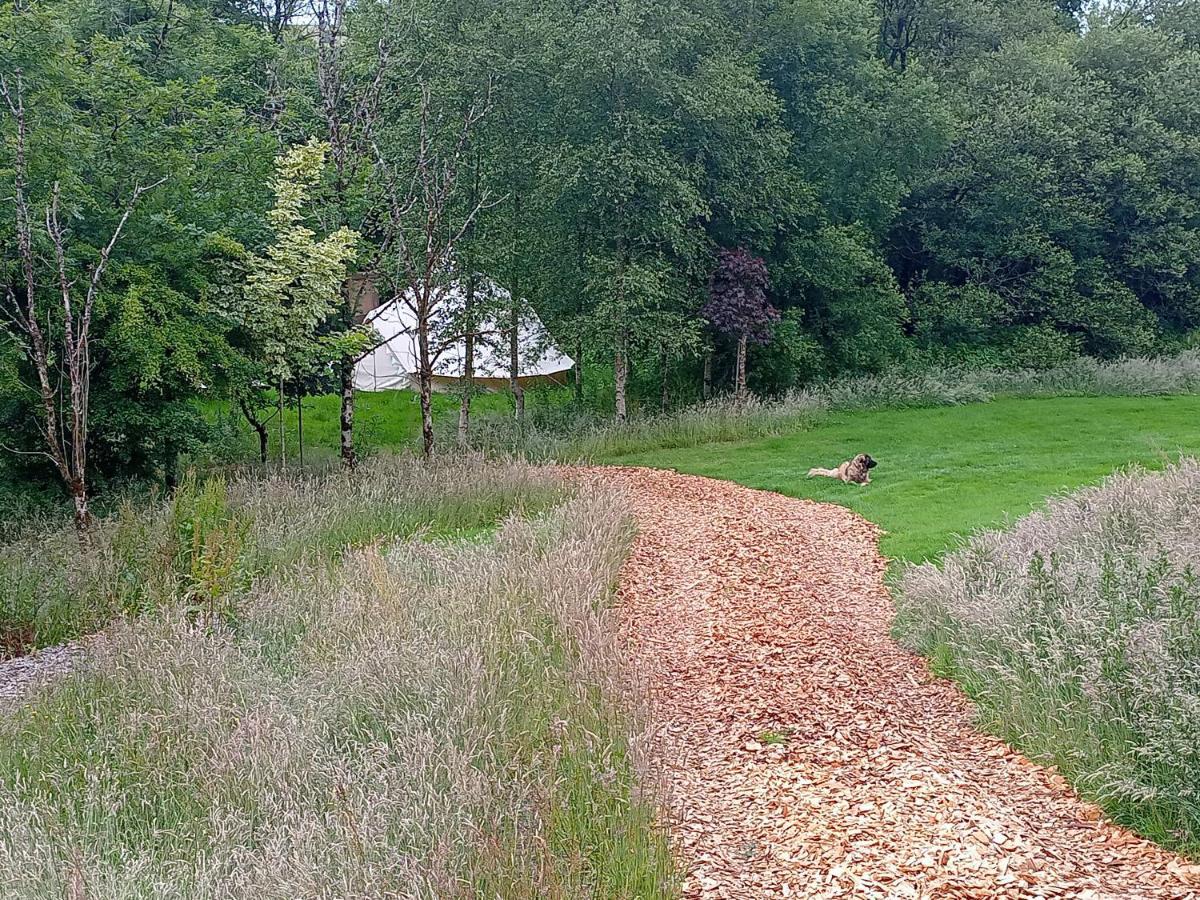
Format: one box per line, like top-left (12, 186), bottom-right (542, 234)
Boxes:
top-left (459, 393), bottom-right (829, 460)
top-left (0, 456), bottom-right (567, 654)
top-left (0, 470), bottom-right (674, 898)
top-left (461, 349), bottom-right (1200, 461)
top-left (894, 459), bottom-right (1200, 853)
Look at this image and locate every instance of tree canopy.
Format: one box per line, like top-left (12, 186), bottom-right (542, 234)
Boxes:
top-left (3, 0), bottom-right (1199, 496)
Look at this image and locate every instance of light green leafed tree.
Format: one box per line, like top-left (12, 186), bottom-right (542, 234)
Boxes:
top-left (223, 140), bottom-right (360, 464)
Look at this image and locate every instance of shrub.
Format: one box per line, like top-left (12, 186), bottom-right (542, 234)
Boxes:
top-left (894, 459), bottom-right (1200, 853)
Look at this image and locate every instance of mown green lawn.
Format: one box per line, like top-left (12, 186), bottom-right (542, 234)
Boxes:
top-left (611, 395), bottom-right (1200, 563)
top-left (208, 389), bottom-right (521, 462)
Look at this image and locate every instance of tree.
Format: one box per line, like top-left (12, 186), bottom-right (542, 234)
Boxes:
top-left (216, 140), bottom-right (359, 466)
top-left (702, 248), bottom-right (778, 399)
top-left (0, 0), bottom-right (290, 497)
top-left (878, 0), bottom-right (922, 71)
top-left (311, 0), bottom-right (393, 467)
top-left (0, 72), bottom-right (162, 531)
top-left (374, 81), bottom-right (492, 457)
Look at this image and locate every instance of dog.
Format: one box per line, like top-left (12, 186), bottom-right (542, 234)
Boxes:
top-left (808, 453), bottom-right (877, 485)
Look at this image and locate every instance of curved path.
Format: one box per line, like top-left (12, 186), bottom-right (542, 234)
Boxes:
top-left (606, 467), bottom-right (1199, 899)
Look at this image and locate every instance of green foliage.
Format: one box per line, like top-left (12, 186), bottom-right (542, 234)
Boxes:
top-left (169, 473), bottom-right (250, 623)
top-left (230, 139), bottom-right (361, 382)
top-left (0, 0), bottom-right (280, 488)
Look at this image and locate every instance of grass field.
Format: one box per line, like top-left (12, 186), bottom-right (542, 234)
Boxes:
top-left (611, 395), bottom-right (1200, 562)
top-left (0, 459), bottom-right (673, 897)
top-left (894, 461), bottom-right (1200, 854)
top-left (209, 389), bottom-right (542, 464)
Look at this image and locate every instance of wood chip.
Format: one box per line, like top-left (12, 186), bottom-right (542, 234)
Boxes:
top-left (592, 467), bottom-right (1200, 900)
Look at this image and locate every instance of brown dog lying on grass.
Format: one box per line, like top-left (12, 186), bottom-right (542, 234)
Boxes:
top-left (808, 453), bottom-right (877, 485)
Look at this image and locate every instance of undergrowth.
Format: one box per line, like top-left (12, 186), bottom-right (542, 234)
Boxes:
top-left (0, 478), bottom-right (674, 897)
top-left (0, 456), bottom-right (567, 653)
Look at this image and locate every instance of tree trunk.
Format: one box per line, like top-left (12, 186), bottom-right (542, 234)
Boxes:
top-left (278, 377), bottom-right (286, 468)
top-left (509, 291), bottom-right (525, 441)
top-left (339, 358), bottom-right (356, 468)
top-left (70, 479), bottom-right (92, 536)
top-left (238, 398), bottom-right (270, 465)
top-left (574, 336), bottom-right (584, 403)
top-left (614, 329), bottom-right (629, 424)
top-left (735, 334), bottom-right (748, 400)
top-left (297, 392), bottom-right (304, 468)
top-left (660, 343), bottom-right (669, 412)
top-left (458, 274), bottom-right (477, 448)
top-left (419, 370), bottom-right (434, 458)
top-left (703, 349), bottom-right (713, 401)
top-left (417, 316), bottom-right (435, 458)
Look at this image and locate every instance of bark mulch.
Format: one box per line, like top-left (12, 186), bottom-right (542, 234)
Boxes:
top-left (600, 466), bottom-right (1200, 900)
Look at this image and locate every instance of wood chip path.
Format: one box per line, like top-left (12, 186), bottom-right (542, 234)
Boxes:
top-left (602, 467), bottom-right (1200, 899)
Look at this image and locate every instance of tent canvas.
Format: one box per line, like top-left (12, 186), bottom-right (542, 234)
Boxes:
top-left (352, 280), bottom-right (574, 393)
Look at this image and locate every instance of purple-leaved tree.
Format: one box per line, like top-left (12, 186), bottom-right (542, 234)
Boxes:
top-left (702, 248), bottom-right (778, 399)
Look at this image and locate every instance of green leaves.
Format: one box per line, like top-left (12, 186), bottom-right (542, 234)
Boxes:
top-left (238, 140), bottom-right (360, 382)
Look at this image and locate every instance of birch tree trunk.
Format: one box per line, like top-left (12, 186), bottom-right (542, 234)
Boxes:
top-left (614, 328), bottom-right (629, 424)
top-left (660, 343), bottom-right (670, 412)
top-left (509, 293), bottom-right (525, 439)
top-left (339, 336), bottom-right (357, 469)
top-left (574, 336), bottom-right (584, 403)
top-left (457, 274), bottom-right (477, 448)
top-left (70, 479), bottom-right (92, 533)
top-left (417, 301), bottom-right (435, 458)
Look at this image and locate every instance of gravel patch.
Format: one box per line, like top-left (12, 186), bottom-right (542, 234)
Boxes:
top-left (0, 640), bottom-right (89, 711)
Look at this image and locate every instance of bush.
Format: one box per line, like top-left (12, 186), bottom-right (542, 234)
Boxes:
top-left (894, 460), bottom-right (1200, 853)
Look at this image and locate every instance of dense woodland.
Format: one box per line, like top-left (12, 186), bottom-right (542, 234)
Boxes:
top-left (2, 0), bottom-right (1200, 520)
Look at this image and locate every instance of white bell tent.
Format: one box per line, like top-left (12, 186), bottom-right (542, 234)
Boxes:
top-left (352, 279), bottom-right (575, 393)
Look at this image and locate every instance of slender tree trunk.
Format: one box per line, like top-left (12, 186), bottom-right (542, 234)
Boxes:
top-left (509, 294), bottom-right (525, 439)
top-left (237, 398), bottom-right (269, 464)
top-left (297, 391), bottom-right (304, 468)
top-left (419, 371), bottom-right (434, 458)
top-left (458, 274), bottom-right (477, 448)
top-left (339, 358), bottom-right (356, 468)
top-left (573, 227), bottom-right (587, 406)
top-left (703, 349), bottom-right (713, 401)
top-left (613, 241), bottom-right (629, 424)
top-left (660, 343), bottom-right (669, 412)
top-left (509, 196), bottom-right (525, 439)
top-left (574, 336), bottom-right (584, 403)
top-left (70, 479), bottom-right (92, 536)
top-left (614, 328), bottom-right (629, 424)
top-left (278, 376), bottom-right (286, 468)
top-left (735, 334), bottom-right (748, 400)
top-left (417, 310), bottom-right (435, 458)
